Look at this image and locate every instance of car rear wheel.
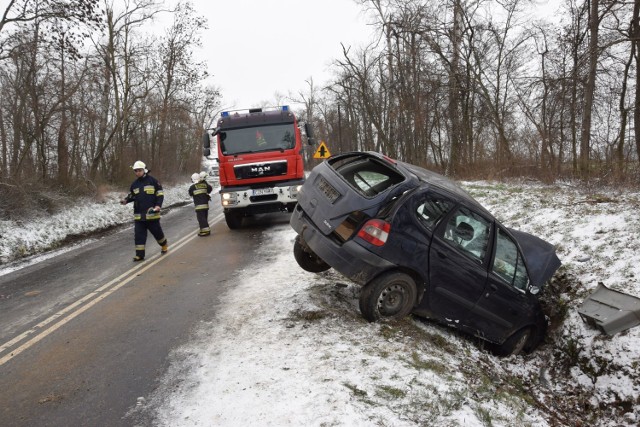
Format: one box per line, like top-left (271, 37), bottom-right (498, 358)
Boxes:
top-left (493, 327), bottom-right (532, 357)
top-left (359, 272), bottom-right (417, 322)
top-left (293, 235), bottom-right (331, 273)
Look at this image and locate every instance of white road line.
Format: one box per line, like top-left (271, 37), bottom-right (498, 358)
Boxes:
top-left (0, 212), bottom-right (223, 366)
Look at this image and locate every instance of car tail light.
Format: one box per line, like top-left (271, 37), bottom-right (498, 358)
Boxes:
top-left (357, 219), bottom-right (391, 246)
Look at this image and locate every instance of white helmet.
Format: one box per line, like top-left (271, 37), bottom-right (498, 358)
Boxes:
top-left (191, 173), bottom-right (200, 183)
top-left (199, 171), bottom-right (208, 180)
top-left (132, 160), bottom-right (147, 173)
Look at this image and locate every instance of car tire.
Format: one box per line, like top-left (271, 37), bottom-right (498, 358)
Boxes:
top-left (359, 272), bottom-right (417, 322)
top-left (293, 235), bottom-right (331, 273)
top-left (224, 212), bottom-right (242, 229)
top-left (493, 327), bottom-right (531, 357)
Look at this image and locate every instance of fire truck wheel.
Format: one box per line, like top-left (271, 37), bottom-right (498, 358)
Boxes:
top-left (224, 211), bottom-right (243, 229)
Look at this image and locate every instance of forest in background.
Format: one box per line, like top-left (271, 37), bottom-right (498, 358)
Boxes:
top-left (1, 0), bottom-right (640, 219)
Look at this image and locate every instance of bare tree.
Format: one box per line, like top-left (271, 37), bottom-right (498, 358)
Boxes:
top-left (0, 0), bottom-right (102, 60)
top-left (151, 0), bottom-right (209, 176)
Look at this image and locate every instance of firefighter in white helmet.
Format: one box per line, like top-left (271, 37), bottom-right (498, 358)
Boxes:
top-left (120, 160), bottom-right (168, 261)
top-left (188, 171), bottom-right (213, 236)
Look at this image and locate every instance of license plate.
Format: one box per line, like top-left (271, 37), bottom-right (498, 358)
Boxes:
top-left (317, 176), bottom-right (340, 203)
top-left (253, 188), bottom-right (274, 196)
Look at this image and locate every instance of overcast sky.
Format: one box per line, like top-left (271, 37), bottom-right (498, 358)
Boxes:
top-left (187, 0), bottom-right (376, 111)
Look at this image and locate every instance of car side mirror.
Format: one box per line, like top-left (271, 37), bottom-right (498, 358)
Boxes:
top-left (203, 132), bottom-right (211, 148)
top-left (529, 285), bottom-right (540, 295)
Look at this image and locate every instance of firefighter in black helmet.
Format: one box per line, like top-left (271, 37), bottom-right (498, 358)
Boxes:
top-left (120, 160), bottom-right (168, 261)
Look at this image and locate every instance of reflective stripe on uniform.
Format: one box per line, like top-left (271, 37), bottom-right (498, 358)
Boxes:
top-left (146, 211), bottom-right (161, 220)
top-left (195, 204), bottom-right (209, 211)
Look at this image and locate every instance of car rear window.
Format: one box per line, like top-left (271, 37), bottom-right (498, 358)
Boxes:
top-left (329, 156), bottom-right (405, 198)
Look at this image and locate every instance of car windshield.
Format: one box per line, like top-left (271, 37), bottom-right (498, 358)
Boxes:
top-left (219, 123), bottom-right (296, 155)
top-left (330, 156), bottom-right (405, 198)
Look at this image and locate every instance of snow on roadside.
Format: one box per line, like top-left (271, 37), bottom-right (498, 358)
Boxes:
top-left (466, 180), bottom-right (640, 425)
top-left (145, 223), bottom-right (550, 427)
top-left (0, 184), bottom-right (193, 273)
top-left (144, 179), bottom-right (640, 427)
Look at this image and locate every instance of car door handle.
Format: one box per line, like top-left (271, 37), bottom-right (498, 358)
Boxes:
top-left (485, 284), bottom-right (498, 298)
top-left (436, 250), bottom-right (447, 259)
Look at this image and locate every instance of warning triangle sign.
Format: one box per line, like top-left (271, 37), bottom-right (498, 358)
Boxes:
top-left (313, 141), bottom-right (331, 159)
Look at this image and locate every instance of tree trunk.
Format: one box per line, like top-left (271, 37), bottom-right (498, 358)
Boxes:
top-left (633, 0), bottom-right (640, 166)
top-left (448, 0), bottom-right (462, 176)
top-left (579, 0), bottom-right (599, 180)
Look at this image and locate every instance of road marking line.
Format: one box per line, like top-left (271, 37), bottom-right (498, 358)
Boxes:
top-left (0, 216), bottom-right (224, 366)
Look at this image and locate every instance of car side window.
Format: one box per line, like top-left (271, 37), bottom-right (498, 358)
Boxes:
top-left (416, 195), bottom-right (453, 230)
top-left (493, 228), bottom-right (530, 290)
top-left (443, 207), bottom-right (491, 262)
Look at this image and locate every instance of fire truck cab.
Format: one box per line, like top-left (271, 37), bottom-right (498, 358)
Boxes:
top-left (203, 106), bottom-right (314, 229)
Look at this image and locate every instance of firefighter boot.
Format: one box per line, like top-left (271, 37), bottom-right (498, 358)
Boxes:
top-left (133, 245), bottom-right (145, 262)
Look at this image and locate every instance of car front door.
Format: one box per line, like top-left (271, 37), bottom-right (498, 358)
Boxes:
top-left (469, 226), bottom-right (537, 343)
top-left (427, 205), bottom-right (492, 327)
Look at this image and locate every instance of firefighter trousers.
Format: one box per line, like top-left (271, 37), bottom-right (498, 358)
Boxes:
top-left (134, 220), bottom-right (167, 258)
top-left (196, 209), bottom-right (210, 235)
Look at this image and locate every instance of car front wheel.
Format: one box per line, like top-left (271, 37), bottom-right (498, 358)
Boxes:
top-left (293, 235), bottom-right (331, 273)
top-left (359, 272), bottom-right (417, 322)
top-left (493, 327), bottom-right (532, 357)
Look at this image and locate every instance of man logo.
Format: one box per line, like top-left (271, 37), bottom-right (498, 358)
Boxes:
top-left (251, 165), bottom-right (271, 175)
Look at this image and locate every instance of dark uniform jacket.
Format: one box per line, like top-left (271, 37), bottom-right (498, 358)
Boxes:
top-left (188, 181), bottom-right (213, 211)
top-left (123, 174), bottom-right (164, 221)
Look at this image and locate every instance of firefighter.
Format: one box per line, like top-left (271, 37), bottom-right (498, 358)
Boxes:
top-left (120, 160), bottom-right (168, 261)
top-left (188, 172), bottom-right (213, 236)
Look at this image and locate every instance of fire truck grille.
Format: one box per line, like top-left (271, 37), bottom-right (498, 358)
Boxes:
top-left (234, 161), bottom-right (287, 180)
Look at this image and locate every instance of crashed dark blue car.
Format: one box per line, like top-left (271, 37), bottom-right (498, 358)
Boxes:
top-left (290, 151), bottom-right (561, 356)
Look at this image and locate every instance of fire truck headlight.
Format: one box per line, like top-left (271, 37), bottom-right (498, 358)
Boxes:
top-left (289, 185), bottom-right (303, 198)
top-left (221, 192), bottom-right (238, 206)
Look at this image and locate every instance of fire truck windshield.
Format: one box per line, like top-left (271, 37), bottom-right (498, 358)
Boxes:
top-left (219, 123), bottom-right (296, 155)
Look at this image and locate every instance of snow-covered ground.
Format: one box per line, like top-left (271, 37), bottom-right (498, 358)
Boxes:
top-left (2, 179), bottom-right (639, 426)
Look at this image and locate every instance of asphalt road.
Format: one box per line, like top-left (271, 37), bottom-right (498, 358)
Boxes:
top-left (0, 202), bottom-right (292, 426)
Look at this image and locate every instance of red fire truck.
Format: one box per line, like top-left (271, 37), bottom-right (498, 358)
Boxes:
top-left (203, 106), bottom-right (314, 229)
